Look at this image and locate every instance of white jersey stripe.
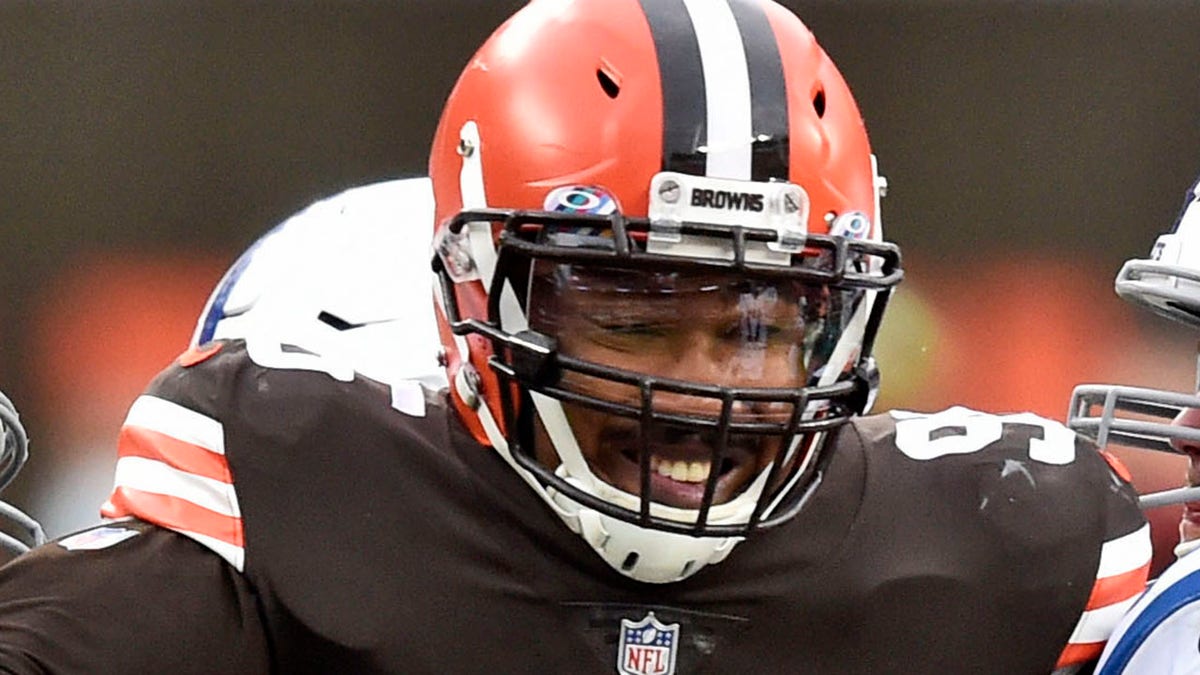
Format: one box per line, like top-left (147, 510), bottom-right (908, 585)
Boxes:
top-left (680, 0), bottom-right (753, 179)
top-left (1095, 548), bottom-right (1200, 672)
top-left (1097, 523), bottom-right (1152, 578)
top-left (1068, 593), bottom-right (1141, 645)
top-left (124, 395), bottom-right (226, 456)
top-left (112, 456), bottom-right (241, 519)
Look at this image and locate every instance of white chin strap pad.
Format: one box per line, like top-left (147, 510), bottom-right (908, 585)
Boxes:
top-left (575, 507), bottom-right (743, 584)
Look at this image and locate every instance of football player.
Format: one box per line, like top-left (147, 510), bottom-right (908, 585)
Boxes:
top-left (1069, 171), bottom-right (1200, 673)
top-left (0, 1), bottom-right (1150, 673)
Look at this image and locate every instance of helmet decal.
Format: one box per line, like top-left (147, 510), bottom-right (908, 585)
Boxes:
top-left (193, 224), bottom-right (280, 345)
top-left (1166, 171), bottom-right (1200, 238)
top-left (829, 211), bottom-right (872, 241)
top-left (544, 185), bottom-right (619, 215)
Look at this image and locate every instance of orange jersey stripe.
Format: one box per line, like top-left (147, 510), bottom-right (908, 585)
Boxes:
top-left (102, 486), bottom-right (244, 548)
top-left (118, 425), bottom-right (232, 483)
top-left (1086, 562), bottom-right (1151, 611)
top-left (1055, 531), bottom-right (1152, 669)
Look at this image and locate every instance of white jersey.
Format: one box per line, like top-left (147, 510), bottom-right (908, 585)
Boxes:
top-left (1095, 549), bottom-right (1200, 673)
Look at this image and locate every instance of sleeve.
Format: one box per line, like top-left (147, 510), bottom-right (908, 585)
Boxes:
top-left (0, 519), bottom-right (270, 674)
top-left (98, 338), bottom-right (397, 577)
top-left (1055, 450), bottom-right (1153, 671)
top-left (100, 385), bottom-right (246, 572)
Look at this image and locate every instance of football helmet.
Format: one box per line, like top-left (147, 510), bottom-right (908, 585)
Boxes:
top-left (430, 0), bottom-right (901, 582)
top-left (194, 178), bottom-right (447, 393)
top-left (0, 390), bottom-right (46, 556)
top-left (1068, 172), bottom-right (1200, 511)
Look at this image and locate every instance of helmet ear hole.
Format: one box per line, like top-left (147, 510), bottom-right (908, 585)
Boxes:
top-left (597, 67), bottom-right (621, 99)
top-left (812, 88), bottom-right (826, 118)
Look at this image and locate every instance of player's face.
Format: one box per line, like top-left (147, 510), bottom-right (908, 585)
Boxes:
top-left (529, 263), bottom-right (838, 509)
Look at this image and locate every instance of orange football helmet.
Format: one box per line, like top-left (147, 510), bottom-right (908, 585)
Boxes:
top-left (430, 0), bottom-right (901, 582)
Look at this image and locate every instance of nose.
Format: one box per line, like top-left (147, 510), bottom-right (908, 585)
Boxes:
top-left (632, 331), bottom-right (793, 419)
top-left (649, 356), bottom-right (790, 423)
top-left (648, 389), bottom-right (791, 423)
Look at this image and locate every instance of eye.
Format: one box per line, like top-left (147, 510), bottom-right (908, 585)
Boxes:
top-left (582, 318), bottom-right (674, 354)
top-left (599, 321), bottom-right (666, 337)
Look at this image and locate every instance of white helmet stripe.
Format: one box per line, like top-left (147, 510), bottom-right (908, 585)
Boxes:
top-left (640, 0), bottom-right (789, 181)
top-left (679, 0), bottom-right (753, 179)
top-left (457, 120), bottom-right (501, 288)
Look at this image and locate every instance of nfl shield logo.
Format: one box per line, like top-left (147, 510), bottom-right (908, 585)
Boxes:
top-left (617, 612), bottom-right (679, 675)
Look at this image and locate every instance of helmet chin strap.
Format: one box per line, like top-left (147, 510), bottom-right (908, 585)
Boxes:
top-left (819, 289), bottom-right (870, 391)
top-left (747, 289), bottom-right (870, 517)
top-left (572, 506), bottom-right (742, 584)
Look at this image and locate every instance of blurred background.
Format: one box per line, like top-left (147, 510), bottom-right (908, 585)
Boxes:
top-left (2, 0), bottom-right (1199, 575)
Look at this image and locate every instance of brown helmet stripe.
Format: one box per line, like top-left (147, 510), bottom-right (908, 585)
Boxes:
top-left (637, 0), bottom-right (708, 177)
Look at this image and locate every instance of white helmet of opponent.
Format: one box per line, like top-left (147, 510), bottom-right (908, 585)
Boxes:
top-left (193, 178), bottom-right (447, 392)
top-left (1069, 172), bottom-right (1200, 511)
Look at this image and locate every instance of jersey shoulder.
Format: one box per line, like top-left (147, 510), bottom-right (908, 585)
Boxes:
top-left (849, 406), bottom-right (1143, 532)
top-left (101, 338), bottom-right (446, 572)
top-left (846, 406), bottom-right (1151, 667)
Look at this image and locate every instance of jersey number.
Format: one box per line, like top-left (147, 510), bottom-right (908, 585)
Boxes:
top-left (243, 332), bottom-right (427, 417)
top-left (893, 407), bottom-right (1076, 465)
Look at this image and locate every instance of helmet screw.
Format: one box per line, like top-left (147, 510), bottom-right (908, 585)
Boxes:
top-left (658, 179), bottom-right (681, 204)
top-left (456, 137), bottom-right (475, 158)
top-left (782, 190), bottom-right (802, 214)
top-left (824, 211), bottom-right (837, 224)
top-left (459, 364), bottom-right (482, 409)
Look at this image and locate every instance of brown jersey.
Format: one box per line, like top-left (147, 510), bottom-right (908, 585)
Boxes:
top-left (0, 339), bottom-right (1150, 673)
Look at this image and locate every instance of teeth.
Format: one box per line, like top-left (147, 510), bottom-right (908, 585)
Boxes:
top-left (649, 456), bottom-right (712, 483)
top-left (670, 462), bottom-right (689, 481)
